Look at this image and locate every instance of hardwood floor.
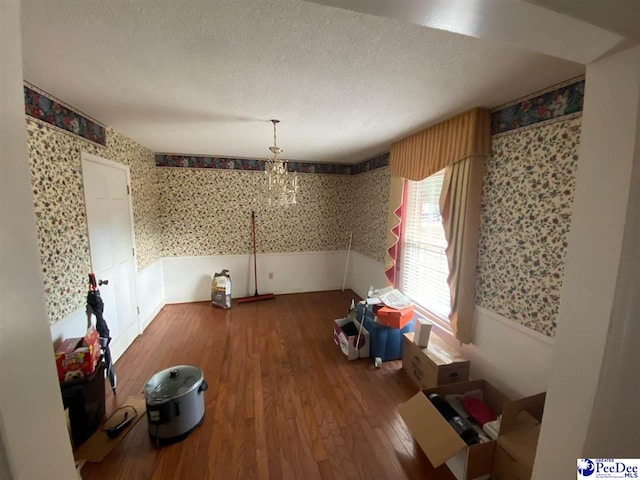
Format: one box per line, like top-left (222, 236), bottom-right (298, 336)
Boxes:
top-left (82, 290), bottom-right (454, 480)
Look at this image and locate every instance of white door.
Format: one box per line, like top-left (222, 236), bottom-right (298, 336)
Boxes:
top-left (82, 152), bottom-right (139, 363)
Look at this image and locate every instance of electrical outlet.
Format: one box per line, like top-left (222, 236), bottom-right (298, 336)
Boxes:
top-left (268, 272), bottom-right (274, 280)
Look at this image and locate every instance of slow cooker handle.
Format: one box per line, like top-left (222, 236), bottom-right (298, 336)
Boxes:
top-left (198, 381), bottom-right (208, 393)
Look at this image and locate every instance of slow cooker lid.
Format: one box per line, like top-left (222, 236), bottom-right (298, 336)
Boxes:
top-left (145, 365), bottom-right (203, 401)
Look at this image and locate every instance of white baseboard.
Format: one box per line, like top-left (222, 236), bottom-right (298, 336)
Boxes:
top-left (137, 259), bottom-right (165, 331)
top-left (162, 251), bottom-right (349, 304)
top-left (141, 299), bottom-right (165, 331)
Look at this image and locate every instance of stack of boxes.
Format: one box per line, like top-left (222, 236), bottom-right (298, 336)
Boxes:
top-left (355, 301), bottom-right (415, 363)
top-left (399, 325), bottom-right (546, 480)
top-left (332, 294), bottom-right (546, 480)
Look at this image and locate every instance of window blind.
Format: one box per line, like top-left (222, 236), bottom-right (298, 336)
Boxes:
top-left (400, 171), bottom-right (451, 320)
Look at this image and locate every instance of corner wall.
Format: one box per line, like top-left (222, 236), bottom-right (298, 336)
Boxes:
top-left (0, 2), bottom-right (77, 477)
top-left (533, 45), bottom-right (640, 479)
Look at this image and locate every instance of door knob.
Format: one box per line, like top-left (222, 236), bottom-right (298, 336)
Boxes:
top-left (98, 279), bottom-right (109, 286)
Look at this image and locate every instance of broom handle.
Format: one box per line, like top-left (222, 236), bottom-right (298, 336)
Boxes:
top-left (252, 211), bottom-right (258, 296)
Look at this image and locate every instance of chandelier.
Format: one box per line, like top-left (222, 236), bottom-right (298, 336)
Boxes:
top-left (262, 119), bottom-right (298, 207)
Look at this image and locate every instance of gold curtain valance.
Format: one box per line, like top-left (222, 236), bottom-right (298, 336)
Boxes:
top-left (390, 107), bottom-right (491, 181)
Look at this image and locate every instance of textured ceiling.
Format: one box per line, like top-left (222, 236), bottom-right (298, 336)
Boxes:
top-left (21, 0), bottom-right (584, 163)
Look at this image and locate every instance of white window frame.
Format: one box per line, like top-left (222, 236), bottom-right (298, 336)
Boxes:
top-left (398, 172), bottom-right (453, 334)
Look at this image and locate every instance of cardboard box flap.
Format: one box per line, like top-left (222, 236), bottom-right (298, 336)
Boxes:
top-left (500, 392), bottom-right (546, 436)
top-left (399, 391), bottom-right (467, 467)
top-left (425, 334), bottom-right (468, 366)
top-left (403, 333), bottom-right (468, 366)
top-left (498, 411), bottom-right (541, 462)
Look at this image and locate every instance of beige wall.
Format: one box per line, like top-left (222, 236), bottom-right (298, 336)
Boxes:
top-left (534, 45), bottom-right (640, 479)
top-left (0, 1), bottom-right (77, 477)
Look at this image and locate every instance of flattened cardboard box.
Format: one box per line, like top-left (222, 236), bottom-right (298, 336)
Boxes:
top-left (402, 333), bottom-right (470, 389)
top-left (399, 380), bottom-right (546, 480)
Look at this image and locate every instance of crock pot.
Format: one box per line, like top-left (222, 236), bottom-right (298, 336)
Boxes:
top-left (144, 365), bottom-right (207, 445)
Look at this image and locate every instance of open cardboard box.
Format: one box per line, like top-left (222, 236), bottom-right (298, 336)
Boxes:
top-left (399, 380), bottom-right (545, 480)
top-left (493, 393), bottom-right (546, 480)
top-left (333, 318), bottom-right (370, 360)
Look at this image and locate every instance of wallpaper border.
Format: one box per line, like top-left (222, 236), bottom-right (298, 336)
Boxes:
top-left (155, 151), bottom-right (389, 175)
top-left (23, 82), bottom-right (107, 146)
top-left (491, 76), bottom-right (585, 137)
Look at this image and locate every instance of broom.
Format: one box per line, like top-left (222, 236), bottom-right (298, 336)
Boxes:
top-left (237, 211), bottom-right (275, 303)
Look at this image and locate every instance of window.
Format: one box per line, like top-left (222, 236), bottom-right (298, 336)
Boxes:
top-left (400, 170), bottom-right (451, 324)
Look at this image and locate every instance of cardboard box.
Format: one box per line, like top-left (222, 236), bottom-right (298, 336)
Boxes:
top-left (333, 318), bottom-right (370, 360)
top-left (399, 380), bottom-right (510, 480)
top-left (402, 333), bottom-right (470, 389)
top-left (414, 316), bottom-right (432, 347)
top-left (374, 305), bottom-right (414, 329)
top-left (492, 393), bottom-right (546, 480)
top-left (55, 327), bottom-right (101, 382)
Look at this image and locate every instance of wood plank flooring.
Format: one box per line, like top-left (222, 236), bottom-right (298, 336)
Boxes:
top-left (81, 290), bottom-right (454, 480)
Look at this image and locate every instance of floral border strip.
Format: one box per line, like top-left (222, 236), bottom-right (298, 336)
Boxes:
top-left (491, 77), bottom-right (585, 136)
top-left (155, 151), bottom-right (389, 175)
top-left (23, 84), bottom-right (106, 146)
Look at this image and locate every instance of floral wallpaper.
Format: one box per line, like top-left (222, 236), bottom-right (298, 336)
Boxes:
top-left (476, 117), bottom-right (582, 337)
top-left (26, 118), bottom-right (162, 325)
top-left (348, 167), bottom-right (391, 263)
top-left (491, 76), bottom-right (584, 136)
top-left (158, 168), bottom-right (353, 257)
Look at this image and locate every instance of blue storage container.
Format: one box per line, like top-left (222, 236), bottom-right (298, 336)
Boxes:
top-left (356, 303), bottom-right (415, 362)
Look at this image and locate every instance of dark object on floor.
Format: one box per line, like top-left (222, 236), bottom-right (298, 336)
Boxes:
top-left (73, 396), bottom-right (147, 463)
top-left (104, 406), bottom-right (137, 439)
top-left (340, 321), bottom-right (359, 337)
top-left (86, 273), bottom-right (116, 392)
top-left (237, 211), bottom-right (275, 303)
top-left (60, 360), bottom-right (106, 448)
top-left (145, 365), bottom-right (208, 447)
top-left (427, 392), bottom-right (480, 446)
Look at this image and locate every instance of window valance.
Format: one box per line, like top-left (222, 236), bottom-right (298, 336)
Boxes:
top-left (390, 107), bottom-right (491, 181)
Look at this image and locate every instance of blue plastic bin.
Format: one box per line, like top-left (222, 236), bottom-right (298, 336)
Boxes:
top-left (356, 303), bottom-right (415, 362)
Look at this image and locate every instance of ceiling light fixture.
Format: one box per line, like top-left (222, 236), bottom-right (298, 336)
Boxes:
top-left (262, 119), bottom-right (298, 207)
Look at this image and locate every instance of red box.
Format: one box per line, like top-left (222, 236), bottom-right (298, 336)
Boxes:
top-left (55, 327), bottom-right (101, 382)
top-left (375, 305), bottom-right (415, 329)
